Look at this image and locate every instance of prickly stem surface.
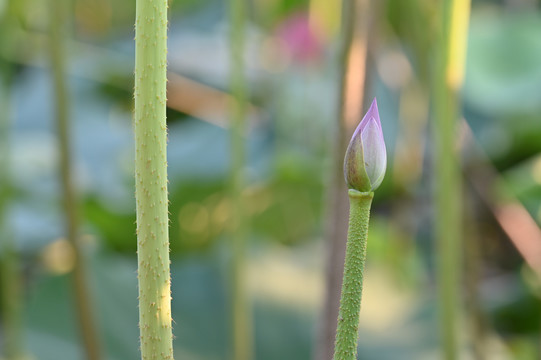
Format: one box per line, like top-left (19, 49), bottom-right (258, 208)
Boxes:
top-left (333, 190), bottom-right (373, 360)
top-left (134, 0), bottom-right (173, 359)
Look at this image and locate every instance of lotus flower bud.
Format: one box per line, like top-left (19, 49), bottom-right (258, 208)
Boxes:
top-left (343, 98), bottom-right (387, 192)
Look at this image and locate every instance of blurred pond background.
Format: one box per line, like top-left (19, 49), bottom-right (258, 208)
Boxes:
top-left (1, 0), bottom-right (541, 359)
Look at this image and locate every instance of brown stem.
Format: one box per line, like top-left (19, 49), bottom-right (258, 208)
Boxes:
top-left (49, 1), bottom-right (102, 359)
top-left (0, 68), bottom-right (25, 360)
top-left (315, 0), bottom-right (371, 359)
top-left (229, 0), bottom-right (252, 357)
top-left (463, 193), bottom-right (487, 360)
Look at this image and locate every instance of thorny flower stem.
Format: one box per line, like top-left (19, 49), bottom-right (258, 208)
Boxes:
top-left (333, 190), bottom-right (373, 360)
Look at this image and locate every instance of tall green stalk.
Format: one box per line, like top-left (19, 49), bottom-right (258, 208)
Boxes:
top-left (433, 0), bottom-right (470, 359)
top-left (134, 0), bottom-right (173, 359)
top-left (0, 219), bottom-right (23, 360)
top-left (49, 1), bottom-right (102, 359)
top-left (228, 0), bottom-right (252, 359)
top-left (0, 52), bottom-right (24, 360)
top-left (0, 2), bottom-right (29, 358)
top-left (463, 197), bottom-right (486, 360)
top-left (333, 190), bottom-right (372, 360)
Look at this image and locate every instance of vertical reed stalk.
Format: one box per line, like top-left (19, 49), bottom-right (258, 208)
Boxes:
top-left (0, 222), bottom-right (22, 360)
top-left (228, 0), bottom-right (252, 359)
top-left (463, 196), bottom-right (486, 360)
top-left (433, 0), bottom-right (470, 359)
top-left (316, 0), bottom-right (370, 359)
top-left (1, 3), bottom-right (28, 357)
top-left (49, 1), bottom-right (102, 359)
top-left (134, 0), bottom-right (173, 358)
top-left (0, 57), bottom-right (24, 360)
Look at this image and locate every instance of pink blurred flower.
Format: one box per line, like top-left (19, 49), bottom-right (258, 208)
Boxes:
top-left (276, 12), bottom-right (323, 64)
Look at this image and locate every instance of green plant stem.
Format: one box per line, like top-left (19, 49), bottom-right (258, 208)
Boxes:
top-left (333, 190), bottom-right (373, 360)
top-left (134, 0), bottom-right (173, 359)
top-left (0, 3), bottom-right (28, 358)
top-left (0, 57), bottom-right (24, 360)
top-left (228, 0), bottom-right (252, 359)
top-left (433, 0), bottom-right (470, 359)
top-left (49, 1), bottom-right (102, 360)
top-left (463, 197), bottom-right (486, 360)
top-left (0, 239), bottom-right (22, 360)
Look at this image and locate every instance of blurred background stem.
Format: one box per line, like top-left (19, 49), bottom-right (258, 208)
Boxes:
top-left (315, 0), bottom-right (370, 359)
top-left (463, 194), bottom-right (487, 360)
top-left (0, 41), bottom-right (24, 360)
top-left (49, 0), bottom-right (102, 359)
top-left (433, 0), bottom-right (470, 359)
top-left (229, 0), bottom-right (252, 359)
